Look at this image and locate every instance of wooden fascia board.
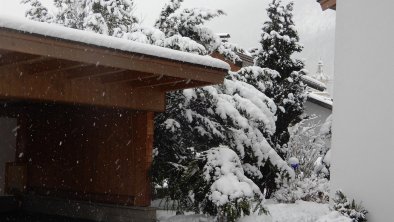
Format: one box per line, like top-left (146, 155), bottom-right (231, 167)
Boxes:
top-left (0, 28), bottom-right (226, 85)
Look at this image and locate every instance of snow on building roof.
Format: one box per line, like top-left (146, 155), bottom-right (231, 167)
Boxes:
top-left (301, 75), bottom-right (327, 91)
top-left (0, 16), bottom-right (230, 71)
top-left (307, 92), bottom-right (333, 110)
top-left (217, 33), bottom-right (231, 38)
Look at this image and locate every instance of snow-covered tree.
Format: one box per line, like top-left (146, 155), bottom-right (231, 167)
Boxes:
top-left (154, 0), bottom-right (224, 55)
top-left (157, 146), bottom-right (267, 222)
top-left (255, 0), bottom-right (304, 77)
top-left (29, 0), bottom-right (139, 36)
top-left (255, 0), bottom-right (307, 152)
top-left (21, 0), bottom-right (53, 22)
top-left (83, 0), bottom-right (138, 36)
top-left (152, 69), bottom-right (295, 217)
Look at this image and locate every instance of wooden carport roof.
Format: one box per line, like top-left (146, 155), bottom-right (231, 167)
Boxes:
top-left (0, 17), bottom-right (229, 112)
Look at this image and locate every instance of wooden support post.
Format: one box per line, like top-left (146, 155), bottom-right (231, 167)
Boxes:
top-left (131, 111), bottom-right (154, 207)
top-left (15, 113), bottom-right (29, 163)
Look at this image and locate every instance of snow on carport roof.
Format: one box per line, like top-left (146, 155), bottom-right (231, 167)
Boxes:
top-left (0, 16), bottom-right (230, 71)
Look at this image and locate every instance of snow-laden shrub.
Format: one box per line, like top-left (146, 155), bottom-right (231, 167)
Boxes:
top-left (273, 174), bottom-right (329, 204)
top-left (153, 71), bottom-right (295, 206)
top-left (282, 114), bottom-right (332, 178)
top-left (333, 190), bottom-right (368, 222)
top-left (203, 146), bottom-right (267, 221)
top-left (161, 146), bottom-right (267, 222)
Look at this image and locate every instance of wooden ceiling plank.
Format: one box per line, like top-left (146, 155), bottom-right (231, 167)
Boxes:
top-left (32, 60), bottom-right (88, 76)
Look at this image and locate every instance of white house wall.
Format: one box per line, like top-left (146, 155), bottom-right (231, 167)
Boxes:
top-left (331, 0), bottom-right (394, 221)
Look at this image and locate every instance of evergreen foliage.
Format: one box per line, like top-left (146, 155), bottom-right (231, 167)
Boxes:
top-left (333, 190), bottom-right (368, 222)
top-left (153, 67), bottom-right (295, 219)
top-left (154, 0), bottom-right (224, 54)
top-left (24, 0), bottom-right (139, 35)
top-left (21, 0), bottom-right (53, 22)
top-left (255, 0), bottom-right (307, 150)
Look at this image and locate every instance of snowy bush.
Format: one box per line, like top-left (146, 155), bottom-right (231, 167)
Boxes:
top-left (153, 71), bottom-right (295, 210)
top-left (154, 147), bottom-right (267, 222)
top-left (273, 173), bottom-right (329, 204)
top-left (202, 146), bottom-right (267, 221)
top-left (283, 115), bottom-right (332, 178)
top-left (333, 190), bottom-right (368, 222)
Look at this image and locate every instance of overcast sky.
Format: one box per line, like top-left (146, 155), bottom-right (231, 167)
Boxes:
top-left (0, 0), bottom-right (336, 91)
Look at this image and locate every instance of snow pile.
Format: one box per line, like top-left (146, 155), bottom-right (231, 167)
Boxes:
top-left (0, 15), bottom-right (230, 70)
top-left (157, 201), bottom-right (350, 222)
top-left (203, 146), bottom-right (263, 206)
top-left (316, 212), bottom-right (352, 222)
top-left (274, 174), bottom-right (329, 204)
top-left (308, 93), bottom-right (333, 107)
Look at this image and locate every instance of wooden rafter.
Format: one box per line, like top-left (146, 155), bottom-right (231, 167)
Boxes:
top-left (0, 52), bottom-right (40, 66)
top-left (101, 71), bottom-right (156, 84)
top-left (33, 60), bottom-right (89, 76)
top-left (129, 76), bottom-right (184, 89)
top-left (66, 65), bottom-right (124, 80)
top-left (158, 80), bottom-right (211, 92)
top-left (0, 56), bottom-right (50, 74)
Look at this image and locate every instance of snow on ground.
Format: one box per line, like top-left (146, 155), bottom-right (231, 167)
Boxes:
top-left (156, 200), bottom-right (351, 222)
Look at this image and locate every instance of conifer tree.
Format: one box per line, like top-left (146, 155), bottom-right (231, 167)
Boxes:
top-left (154, 0), bottom-right (224, 54)
top-left (21, 0), bottom-right (53, 22)
top-left (255, 0), bottom-right (307, 150)
top-left (52, 0), bottom-right (138, 35)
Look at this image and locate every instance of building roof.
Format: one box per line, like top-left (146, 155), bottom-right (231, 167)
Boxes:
top-left (236, 52), bottom-right (254, 67)
top-left (301, 75), bottom-right (327, 91)
top-left (0, 16), bottom-right (228, 111)
top-left (317, 0), bottom-right (336, 10)
top-left (307, 93), bottom-right (333, 110)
